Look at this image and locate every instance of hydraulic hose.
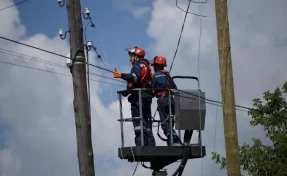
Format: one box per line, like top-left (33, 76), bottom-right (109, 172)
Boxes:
top-left (171, 128), bottom-right (194, 176)
top-left (171, 145), bottom-right (189, 176)
top-left (177, 146), bottom-right (190, 176)
top-left (184, 130), bottom-right (193, 144)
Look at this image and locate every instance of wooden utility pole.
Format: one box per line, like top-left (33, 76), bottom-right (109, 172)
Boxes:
top-left (66, 0), bottom-right (95, 175)
top-left (214, 0), bottom-right (241, 176)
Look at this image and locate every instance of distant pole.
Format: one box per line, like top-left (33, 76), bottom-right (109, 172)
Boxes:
top-left (66, 0), bottom-right (95, 175)
top-left (214, 0), bottom-right (241, 175)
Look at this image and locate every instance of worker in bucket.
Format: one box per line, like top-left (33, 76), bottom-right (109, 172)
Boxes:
top-left (113, 46), bottom-right (156, 146)
top-left (150, 56), bottom-right (182, 146)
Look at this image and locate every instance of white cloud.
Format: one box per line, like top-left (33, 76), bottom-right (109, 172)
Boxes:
top-left (1, 0), bottom-right (287, 176)
top-left (131, 7), bottom-right (151, 19)
top-left (112, 0), bottom-right (151, 18)
top-left (0, 149), bottom-right (22, 176)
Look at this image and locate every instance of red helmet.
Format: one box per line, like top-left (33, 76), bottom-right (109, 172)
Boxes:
top-left (150, 56), bottom-right (167, 67)
top-left (125, 46), bottom-right (145, 58)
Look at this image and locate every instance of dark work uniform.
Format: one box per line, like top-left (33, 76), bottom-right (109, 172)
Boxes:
top-left (151, 70), bottom-right (181, 146)
top-left (121, 58), bottom-right (156, 146)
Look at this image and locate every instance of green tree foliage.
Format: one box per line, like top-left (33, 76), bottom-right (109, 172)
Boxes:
top-left (211, 82), bottom-right (287, 176)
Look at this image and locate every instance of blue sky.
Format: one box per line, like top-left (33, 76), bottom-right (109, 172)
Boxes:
top-left (1, 0), bottom-right (287, 175)
top-left (16, 0), bottom-right (155, 105)
top-left (18, 0), bottom-right (152, 62)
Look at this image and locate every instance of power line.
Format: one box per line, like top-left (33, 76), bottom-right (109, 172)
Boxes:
top-left (175, 0), bottom-right (207, 17)
top-left (176, 89), bottom-right (251, 111)
top-left (191, 0), bottom-right (207, 4)
top-left (197, 2), bottom-right (204, 176)
top-left (0, 0), bottom-right (29, 12)
top-left (169, 0), bottom-right (191, 73)
top-left (0, 47), bottom-right (126, 84)
top-left (0, 49), bottom-right (271, 116)
top-left (0, 43), bottom-right (254, 111)
top-left (0, 38), bottom-right (255, 111)
top-left (0, 59), bottom-right (125, 87)
top-left (0, 48), bottom-right (251, 112)
top-left (93, 23), bottom-right (115, 103)
top-left (82, 15), bottom-right (115, 103)
top-left (0, 36), bottom-right (114, 73)
top-left (131, 162), bottom-right (139, 176)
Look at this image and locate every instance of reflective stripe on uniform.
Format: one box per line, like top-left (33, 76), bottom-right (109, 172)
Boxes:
top-left (155, 74), bottom-right (166, 78)
top-left (134, 126), bottom-right (152, 131)
top-left (132, 73), bottom-right (137, 82)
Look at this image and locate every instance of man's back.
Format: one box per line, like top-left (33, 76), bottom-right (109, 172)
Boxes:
top-left (128, 58), bottom-right (153, 102)
top-left (152, 70), bottom-right (177, 92)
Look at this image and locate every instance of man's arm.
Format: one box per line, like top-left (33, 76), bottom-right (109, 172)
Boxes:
top-left (121, 64), bottom-right (140, 83)
top-left (171, 78), bottom-right (178, 90)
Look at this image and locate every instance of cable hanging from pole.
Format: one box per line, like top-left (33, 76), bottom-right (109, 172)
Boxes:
top-left (0, 47), bottom-right (126, 84)
top-left (0, 43), bottom-right (255, 112)
top-left (175, 0), bottom-right (207, 17)
top-left (0, 0), bottom-right (30, 12)
top-left (0, 36), bottom-right (114, 73)
top-left (82, 12), bottom-right (115, 103)
top-left (169, 0), bottom-right (192, 73)
top-left (0, 38), bottom-right (263, 113)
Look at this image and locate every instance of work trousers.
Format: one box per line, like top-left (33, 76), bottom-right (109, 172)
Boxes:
top-left (157, 96), bottom-right (181, 146)
top-left (131, 99), bottom-right (156, 146)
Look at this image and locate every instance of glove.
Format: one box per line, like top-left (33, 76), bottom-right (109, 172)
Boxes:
top-left (113, 69), bottom-right (122, 78)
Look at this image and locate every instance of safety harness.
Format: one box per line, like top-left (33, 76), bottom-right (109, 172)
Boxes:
top-left (155, 70), bottom-right (172, 102)
top-left (127, 60), bottom-right (153, 103)
top-left (154, 70), bottom-right (174, 142)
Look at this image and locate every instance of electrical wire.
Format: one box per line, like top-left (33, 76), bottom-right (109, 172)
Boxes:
top-left (197, 2), bottom-right (204, 176)
top-left (0, 47), bottom-right (126, 84)
top-left (93, 25), bottom-right (115, 103)
top-left (190, 0), bottom-right (207, 4)
top-left (0, 37), bottom-right (261, 111)
top-left (0, 36), bottom-right (245, 108)
top-left (176, 89), bottom-right (250, 111)
top-left (170, 2), bottom-right (206, 171)
top-left (174, 89), bottom-right (287, 119)
top-left (169, 0), bottom-right (191, 73)
top-left (131, 162), bottom-right (139, 176)
top-left (84, 20), bottom-right (91, 44)
top-left (213, 89), bottom-right (220, 152)
top-left (0, 36), bottom-right (114, 73)
top-left (77, 14), bottom-right (131, 171)
top-left (0, 0), bottom-right (29, 12)
top-left (0, 59), bottom-right (125, 87)
top-left (83, 20), bottom-right (106, 68)
top-left (83, 17), bottom-right (116, 106)
top-left (175, 0), bottom-right (207, 17)
top-left (82, 12), bottom-right (115, 105)
top-left (83, 18), bottom-right (107, 69)
top-left (85, 48), bottom-right (92, 146)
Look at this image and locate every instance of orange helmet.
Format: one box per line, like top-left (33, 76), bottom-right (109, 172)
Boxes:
top-left (150, 56), bottom-right (167, 67)
top-left (125, 46), bottom-right (145, 58)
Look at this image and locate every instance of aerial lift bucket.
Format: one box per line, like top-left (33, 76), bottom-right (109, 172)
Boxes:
top-left (116, 76), bottom-right (206, 176)
top-left (172, 76), bottom-right (206, 146)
